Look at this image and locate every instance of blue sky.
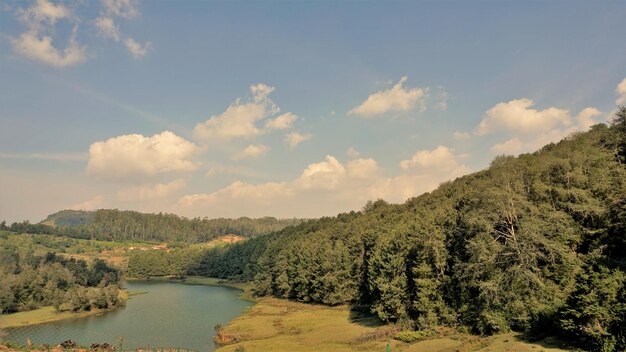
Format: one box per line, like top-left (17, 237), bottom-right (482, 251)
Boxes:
top-left (1, 0), bottom-right (625, 223)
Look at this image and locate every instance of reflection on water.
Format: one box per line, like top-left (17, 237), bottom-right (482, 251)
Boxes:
top-left (3, 281), bottom-right (252, 352)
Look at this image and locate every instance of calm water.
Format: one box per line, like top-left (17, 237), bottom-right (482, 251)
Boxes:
top-left (3, 281), bottom-right (252, 351)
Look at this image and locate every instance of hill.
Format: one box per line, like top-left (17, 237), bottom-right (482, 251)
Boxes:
top-left (4, 209), bottom-right (304, 244)
top-left (195, 109), bottom-right (626, 351)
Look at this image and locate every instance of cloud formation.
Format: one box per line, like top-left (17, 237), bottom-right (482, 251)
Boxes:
top-left (489, 107), bottom-right (601, 155)
top-left (117, 179), bottom-right (186, 202)
top-left (71, 195), bottom-right (105, 210)
top-left (193, 84), bottom-right (285, 141)
top-left (265, 112), bottom-right (298, 130)
top-left (284, 132), bottom-right (311, 148)
top-left (95, 0), bottom-right (151, 59)
top-left (176, 148), bottom-right (468, 218)
top-left (232, 144), bottom-right (269, 160)
top-left (87, 131), bottom-right (199, 178)
top-left (11, 0), bottom-right (86, 67)
top-left (476, 98), bottom-right (572, 135)
top-left (348, 76), bottom-right (427, 117)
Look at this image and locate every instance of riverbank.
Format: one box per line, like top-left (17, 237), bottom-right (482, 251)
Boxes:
top-left (0, 290), bottom-right (135, 330)
top-left (214, 297), bottom-right (574, 352)
top-left (0, 306), bottom-right (114, 330)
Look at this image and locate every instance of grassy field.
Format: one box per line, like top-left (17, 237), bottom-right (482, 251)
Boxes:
top-left (215, 298), bottom-right (574, 352)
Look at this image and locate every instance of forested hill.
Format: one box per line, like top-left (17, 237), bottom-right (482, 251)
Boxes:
top-left (4, 209), bottom-right (303, 243)
top-left (186, 110), bottom-right (625, 351)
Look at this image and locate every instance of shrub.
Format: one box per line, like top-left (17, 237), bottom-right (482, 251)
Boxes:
top-left (393, 330), bottom-right (432, 343)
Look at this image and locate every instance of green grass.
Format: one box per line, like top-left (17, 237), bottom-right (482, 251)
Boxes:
top-left (214, 298), bottom-right (574, 352)
top-left (0, 306), bottom-right (108, 329)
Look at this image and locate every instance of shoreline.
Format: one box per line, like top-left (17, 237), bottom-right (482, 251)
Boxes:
top-left (0, 305), bottom-right (121, 330)
top-left (125, 276), bottom-right (253, 301)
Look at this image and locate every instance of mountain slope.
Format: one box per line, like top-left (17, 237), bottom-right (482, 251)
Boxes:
top-left (200, 111), bottom-right (626, 351)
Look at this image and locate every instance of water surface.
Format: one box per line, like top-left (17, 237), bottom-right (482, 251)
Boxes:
top-left (3, 281), bottom-right (252, 351)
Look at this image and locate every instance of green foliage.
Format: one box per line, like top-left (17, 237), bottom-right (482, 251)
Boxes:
top-left (0, 251), bottom-right (123, 315)
top-left (393, 330), bottom-right (432, 343)
top-left (195, 116), bottom-right (626, 350)
top-left (13, 210), bottom-right (304, 244)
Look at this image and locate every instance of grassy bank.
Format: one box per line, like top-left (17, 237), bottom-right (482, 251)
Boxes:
top-left (0, 291), bottom-right (130, 329)
top-left (214, 298), bottom-right (573, 352)
top-left (0, 306), bottom-right (114, 329)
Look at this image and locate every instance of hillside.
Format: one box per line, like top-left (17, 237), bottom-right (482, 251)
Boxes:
top-left (193, 110), bottom-right (626, 351)
top-left (4, 210), bottom-right (304, 244)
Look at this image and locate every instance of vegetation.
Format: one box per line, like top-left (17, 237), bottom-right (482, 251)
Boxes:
top-left (0, 248), bottom-right (124, 315)
top-left (4, 210), bottom-right (303, 244)
top-left (203, 110), bottom-right (626, 351)
top-left (214, 297), bottom-right (570, 352)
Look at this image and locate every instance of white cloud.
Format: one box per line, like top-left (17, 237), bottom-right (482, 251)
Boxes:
top-left (101, 0), bottom-right (139, 19)
top-left (71, 195), bottom-right (105, 210)
top-left (400, 145), bottom-right (467, 173)
top-left (232, 144), bottom-right (269, 160)
top-left (434, 87), bottom-right (449, 111)
top-left (11, 1), bottom-right (86, 67)
top-left (11, 30), bottom-right (87, 67)
top-left (87, 131), bottom-right (199, 179)
top-left (346, 158), bottom-right (379, 179)
top-left (348, 76), bottom-right (427, 117)
top-left (489, 106), bottom-right (602, 155)
top-left (117, 179), bottom-right (186, 202)
top-left (175, 151), bottom-right (470, 218)
top-left (265, 112), bottom-right (297, 130)
top-left (476, 98), bottom-right (572, 135)
top-left (124, 37), bottom-right (152, 59)
top-left (95, 16), bottom-right (120, 41)
top-left (194, 84), bottom-right (285, 141)
top-left (616, 78), bottom-right (626, 105)
top-left (18, 0), bottom-right (70, 28)
top-left (285, 132), bottom-right (311, 148)
top-left (296, 156), bottom-right (346, 190)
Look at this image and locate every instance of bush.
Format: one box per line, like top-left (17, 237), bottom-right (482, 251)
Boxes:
top-left (393, 330), bottom-right (432, 343)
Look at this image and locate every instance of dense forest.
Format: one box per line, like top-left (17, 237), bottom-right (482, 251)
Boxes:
top-left (128, 109), bottom-right (626, 351)
top-left (0, 240), bottom-right (124, 314)
top-left (2, 210), bottom-right (303, 243)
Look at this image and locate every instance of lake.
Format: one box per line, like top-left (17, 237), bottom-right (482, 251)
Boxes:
top-left (3, 281), bottom-right (253, 351)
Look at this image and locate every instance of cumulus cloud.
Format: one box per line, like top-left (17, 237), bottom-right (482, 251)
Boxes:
top-left (86, 131), bottom-right (199, 178)
top-left (10, 0), bottom-right (86, 67)
top-left (348, 76), bottom-right (427, 117)
top-left (124, 37), bottom-right (152, 59)
top-left (616, 78), bottom-right (626, 105)
top-left (346, 158), bottom-right (379, 179)
top-left (400, 146), bottom-right (468, 174)
top-left (486, 105), bottom-right (603, 155)
top-left (232, 144), bottom-right (269, 160)
top-left (117, 179), bottom-right (186, 202)
top-left (193, 84), bottom-right (286, 141)
top-left (175, 150), bottom-right (470, 219)
top-left (476, 98), bottom-right (572, 135)
top-left (265, 112), bottom-right (297, 130)
top-left (285, 132), bottom-right (311, 148)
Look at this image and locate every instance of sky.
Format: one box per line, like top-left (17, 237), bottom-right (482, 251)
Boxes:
top-left (1, 0), bottom-right (625, 223)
